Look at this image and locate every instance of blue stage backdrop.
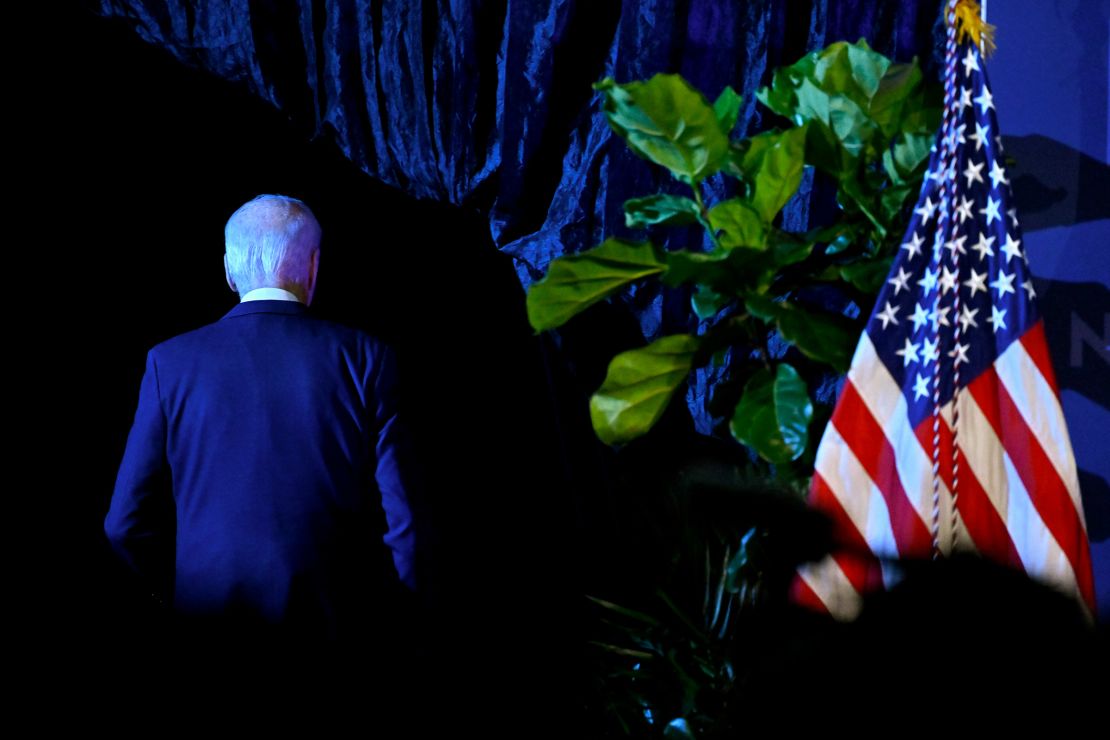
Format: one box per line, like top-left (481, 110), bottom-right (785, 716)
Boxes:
top-left (985, 0), bottom-right (1110, 614)
top-left (98, 0), bottom-right (1109, 615)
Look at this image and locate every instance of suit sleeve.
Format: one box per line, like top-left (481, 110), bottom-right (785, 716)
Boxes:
top-left (104, 349), bottom-right (175, 600)
top-left (370, 341), bottom-right (424, 592)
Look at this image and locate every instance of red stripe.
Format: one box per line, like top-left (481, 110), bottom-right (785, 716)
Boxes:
top-left (967, 367), bottom-right (1097, 613)
top-left (789, 573), bottom-right (829, 614)
top-left (913, 414), bottom-right (1024, 568)
top-left (810, 472), bottom-right (869, 554)
top-left (1018, 321), bottom-right (1061, 393)
top-left (833, 552), bottom-right (885, 596)
top-left (831, 381), bottom-right (934, 558)
top-left (917, 404), bottom-right (954, 510)
top-left (810, 473), bottom-right (885, 595)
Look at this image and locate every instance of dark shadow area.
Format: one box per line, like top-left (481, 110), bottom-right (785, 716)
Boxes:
top-left (1035, 278), bottom-right (1110, 410)
top-left (1005, 134), bottom-right (1110, 232)
top-left (1080, 471), bottom-right (1110, 543)
top-left (749, 554), bottom-right (1109, 728)
top-left (18, 5), bottom-right (614, 733)
top-left (575, 438), bottom-right (1109, 734)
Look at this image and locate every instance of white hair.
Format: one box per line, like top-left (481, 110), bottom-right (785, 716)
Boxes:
top-left (224, 194), bottom-right (321, 296)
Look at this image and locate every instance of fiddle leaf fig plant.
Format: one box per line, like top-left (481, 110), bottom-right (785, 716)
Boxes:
top-left (589, 334), bottom-right (703, 446)
top-left (526, 39), bottom-right (941, 478)
top-left (526, 237), bottom-right (667, 331)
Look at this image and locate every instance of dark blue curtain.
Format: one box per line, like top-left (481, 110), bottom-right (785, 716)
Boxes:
top-left (99, 0), bottom-right (944, 433)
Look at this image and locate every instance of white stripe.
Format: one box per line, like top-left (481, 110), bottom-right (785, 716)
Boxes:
top-left (994, 337), bottom-right (1085, 520)
top-left (943, 396), bottom-right (985, 557)
top-left (842, 334), bottom-right (955, 553)
top-left (1001, 449), bottom-right (1080, 594)
top-left (936, 401), bottom-right (961, 557)
top-left (797, 557), bottom-right (862, 621)
top-left (955, 390), bottom-right (1079, 592)
top-left (816, 423), bottom-right (899, 559)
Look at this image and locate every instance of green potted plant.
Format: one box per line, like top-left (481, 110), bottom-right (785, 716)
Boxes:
top-left (527, 38), bottom-right (941, 481)
top-left (533, 39), bottom-right (942, 737)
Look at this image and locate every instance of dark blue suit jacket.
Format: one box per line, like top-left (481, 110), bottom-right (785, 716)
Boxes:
top-left (105, 299), bottom-right (421, 638)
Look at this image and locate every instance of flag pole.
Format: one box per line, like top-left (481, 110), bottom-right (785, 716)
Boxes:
top-left (932, 0), bottom-right (999, 558)
top-left (929, 0), bottom-right (960, 559)
top-left (945, 0), bottom-right (965, 557)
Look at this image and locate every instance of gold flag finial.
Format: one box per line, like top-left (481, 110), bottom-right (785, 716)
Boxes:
top-left (953, 0), bottom-right (997, 57)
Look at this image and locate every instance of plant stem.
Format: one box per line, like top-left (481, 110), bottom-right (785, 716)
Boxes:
top-left (691, 182), bottom-right (721, 251)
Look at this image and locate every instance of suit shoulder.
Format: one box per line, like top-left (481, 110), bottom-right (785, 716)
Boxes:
top-left (148, 313), bottom-right (390, 357)
top-left (309, 315), bottom-right (377, 342)
top-left (303, 316), bottom-right (396, 358)
top-left (146, 320), bottom-right (222, 358)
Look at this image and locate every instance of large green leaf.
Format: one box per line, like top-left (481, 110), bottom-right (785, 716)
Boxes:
top-left (743, 294), bottom-right (781, 323)
top-left (842, 38), bottom-right (890, 104)
top-left (767, 228), bottom-right (815, 267)
top-left (707, 199), bottom-right (768, 250)
top-left (838, 174), bottom-right (886, 238)
top-left (662, 249), bottom-right (731, 288)
top-left (755, 70), bottom-right (792, 120)
top-left (805, 121), bottom-right (859, 178)
top-left (754, 39), bottom-right (928, 179)
top-left (691, 285), bottom-right (730, 320)
top-left (788, 77), bottom-right (860, 177)
top-left (663, 246), bottom-right (773, 293)
top-left (729, 364), bottom-right (813, 464)
top-left (736, 125), bottom-right (808, 222)
top-left (839, 255), bottom-right (894, 294)
top-left (828, 94), bottom-right (877, 158)
top-left (883, 131), bottom-right (933, 184)
top-left (880, 182), bottom-right (915, 221)
top-left (713, 85), bottom-right (744, 136)
top-left (870, 60), bottom-right (923, 139)
top-left (526, 238), bottom-right (666, 332)
top-left (754, 52), bottom-right (818, 120)
top-left (816, 39), bottom-right (890, 111)
top-left (745, 295), bottom-right (856, 372)
top-left (662, 248), bottom-right (777, 307)
top-left (756, 40), bottom-right (889, 119)
top-left (594, 74), bottom-right (730, 184)
top-left (590, 334), bottom-right (701, 445)
top-left (794, 76), bottom-right (831, 126)
top-left (776, 305), bottom-right (856, 373)
top-left (624, 194), bottom-right (702, 229)
top-left (900, 83), bottom-right (944, 135)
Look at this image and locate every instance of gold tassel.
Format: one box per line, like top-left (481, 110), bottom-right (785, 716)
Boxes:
top-left (953, 0), bottom-right (997, 57)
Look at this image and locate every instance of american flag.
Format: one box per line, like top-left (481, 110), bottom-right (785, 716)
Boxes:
top-left (791, 3), bottom-right (1097, 621)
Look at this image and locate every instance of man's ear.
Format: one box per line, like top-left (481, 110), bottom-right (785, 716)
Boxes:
top-left (224, 253), bottom-right (237, 294)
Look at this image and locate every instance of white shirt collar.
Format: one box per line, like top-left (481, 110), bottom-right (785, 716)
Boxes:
top-left (241, 287), bottom-right (303, 304)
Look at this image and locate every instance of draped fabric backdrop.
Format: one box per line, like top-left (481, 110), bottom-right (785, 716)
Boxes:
top-left (99, 0), bottom-right (944, 435)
